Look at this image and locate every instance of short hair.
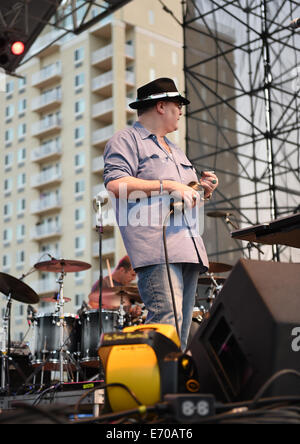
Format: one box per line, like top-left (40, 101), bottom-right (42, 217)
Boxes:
top-left (116, 255), bottom-right (132, 271)
top-left (137, 103), bottom-right (156, 117)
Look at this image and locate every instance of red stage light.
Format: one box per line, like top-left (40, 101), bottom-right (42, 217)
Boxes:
top-left (11, 41), bottom-right (25, 56)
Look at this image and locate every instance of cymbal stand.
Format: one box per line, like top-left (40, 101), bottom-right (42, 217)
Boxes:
top-left (117, 293), bottom-right (126, 329)
top-left (206, 273), bottom-right (223, 308)
top-left (56, 268), bottom-right (67, 384)
top-left (0, 293), bottom-right (12, 393)
top-left (224, 213), bottom-right (264, 258)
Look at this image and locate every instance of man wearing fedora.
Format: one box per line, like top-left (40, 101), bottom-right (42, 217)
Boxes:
top-left (103, 77), bottom-right (218, 351)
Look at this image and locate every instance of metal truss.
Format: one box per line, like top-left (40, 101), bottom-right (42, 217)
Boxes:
top-left (183, 0), bottom-right (300, 263)
top-left (16, 0), bottom-right (132, 67)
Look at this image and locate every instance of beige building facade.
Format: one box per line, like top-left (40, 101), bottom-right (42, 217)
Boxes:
top-left (0, 0), bottom-right (186, 341)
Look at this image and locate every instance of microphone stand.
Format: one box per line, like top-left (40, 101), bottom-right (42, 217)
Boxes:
top-left (94, 199), bottom-right (105, 380)
top-left (223, 213), bottom-right (264, 258)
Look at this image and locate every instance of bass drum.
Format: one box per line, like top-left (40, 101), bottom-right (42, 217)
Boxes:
top-left (80, 309), bottom-right (119, 368)
top-left (31, 313), bottom-right (79, 371)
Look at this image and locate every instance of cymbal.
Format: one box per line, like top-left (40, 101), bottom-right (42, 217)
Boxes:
top-left (0, 272), bottom-right (39, 304)
top-left (41, 295), bottom-right (71, 303)
top-left (198, 276), bottom-right (226, 286)
top-left (102, 286), bottom-right (142, 303)
top-left (208, 262), bottom-right (233, 273)
top-left (34, 259), bottom-right (91, 273)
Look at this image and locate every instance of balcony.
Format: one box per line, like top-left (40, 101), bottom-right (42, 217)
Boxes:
top-left (32, 63), bottom-right (62, 89)
top-left (32, 115), bottom-right (62, 138)
top-left (125, 70), bottom-right (135, 89)
top-left (31, 140), bottom-right (62, 163)
top-left (31, 89), bottom-right (62, 113)
top-left (31, 167), bottom-right (62, 189)
top-left (92, 70), bottom-right (113, 96)
top-left (125, 44), bottom-right (135, 64)
top-left (92, 156), bottom-right (104, 173)
top-left (92, 124), bottom-right (114, 147)
top-left (92, 43), bottom-right (113, 70)
top-left (92, 98), bottom-right (113, 122)
top-left (30, 222), bottom-right (62, 241)
top-left (31, 194), bottom-right (62, 215)
top-left (29, 29), bottom-right (64, 58)
top-left (93, 237), bottom-right (115, 257)
top-left (30, 277), bottom-right (58, 296)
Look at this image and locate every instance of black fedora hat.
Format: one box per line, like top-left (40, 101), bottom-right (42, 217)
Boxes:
top-left (129, 77), bottom-right (190, 110)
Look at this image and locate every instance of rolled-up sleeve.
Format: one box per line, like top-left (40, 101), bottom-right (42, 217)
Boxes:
top-left (103, 130), bottom-right (139, 186)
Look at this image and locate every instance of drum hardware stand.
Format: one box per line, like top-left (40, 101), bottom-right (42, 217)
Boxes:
top-left (93, 193), bottom-right (108, 381)
top-left (117, 293), bottom-right (126, 329)
top-left (55, 268), bottom-right (82, 384)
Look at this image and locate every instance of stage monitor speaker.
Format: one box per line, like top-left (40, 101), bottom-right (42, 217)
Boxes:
top-left (189, 259), bottom-right (300, 402)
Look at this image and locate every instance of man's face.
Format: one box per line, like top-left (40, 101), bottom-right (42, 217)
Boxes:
top-left (161, 101), bottom-right (183, 133)
top-left (120, 267), bottom-right (136, 285)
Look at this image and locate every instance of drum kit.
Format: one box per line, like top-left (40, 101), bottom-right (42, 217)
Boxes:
top-left (0, 257), bottom-right (144, 393)
top-left (0, 254), bottom-right (232, 393)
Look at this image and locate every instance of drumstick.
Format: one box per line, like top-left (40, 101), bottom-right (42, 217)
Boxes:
top-left (106, 258), bottom-right (114, 287)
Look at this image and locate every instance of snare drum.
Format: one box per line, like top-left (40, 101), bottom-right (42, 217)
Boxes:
top-left (80, 309), bottom-right (119, 367)
top-left (32, 313), bottom-right (79, 371)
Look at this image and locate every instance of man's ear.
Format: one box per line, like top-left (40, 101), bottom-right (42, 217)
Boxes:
top-left (156, 101), bottom-right (165, 115)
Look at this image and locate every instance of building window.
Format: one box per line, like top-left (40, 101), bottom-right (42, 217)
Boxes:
top-left (148, 10), bottom-right (155, 25)
top-left (75, 99), bottom-right (85, 116)
top-left (75, 236), bottom-right (85, 252)
top-left (75, 207), bottom-right (85, 224)
top-left (17, 198), bottom-right (26, 215)
top-left (18, 98), bottom-right (27, 115)
top-left (18, 123), bottom-right (27, 140)
top-left (16, 250), bottom-right (25, 266)
top-left (3, 228), bottom-right (12, 244)
top-left (5, 128), bottom-right (14, 145)
top-left (17, 173), bottom-right (26, 190)
top-left (6, 80), bottom-right (14, 95)
top-left (75, 152), bottom-right (85, 169)
top-left (4, 152), bottom-right (13, 169)
top-left (5, 104), bottom-right (14, 120)
top-left (75, 179), bottom-right (85, 195)
top-left (75, 72), bottom-right (85, 89)
top-left (18, 76), bottom-right (27, 91)
top-left (74, 47), bottom-right (84, 63)
top-left (16, 224), bottom-right (26, 241)
top-left (4, 178), bottom-right (12, 194)
top-left (17, 147), bottom-right (26, 164)
top-left (75, 125), bottom-right (85, 142)
top-left (4, 202), bottom-right (13, 218)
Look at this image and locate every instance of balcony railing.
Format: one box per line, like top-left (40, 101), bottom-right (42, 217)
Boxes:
top-left (92, 98), bottom-right (113, 119)
top-left (31, 140), bottom-right (62, 163)
top-left (30, 194), bottom-right (62, 215)
top-left (92, 156), bottom-right (104, 172)
top-left (30, 223), bottom-right (62, 240)
top-left (92, 70), bottom-right (113, 93)
top-left (92, 43), bottom-right (113, 68)
top-left (93, 237), bottom-right (115, 257)
top-left (32, 115), bottom-right (62, 137)
top-left (92, 124), bottom-right (114, 146)
top-left (32, 62), bottom-right (62, 88)
top-left (31, 89), bottom-right (62, 112)
top-left (31, 167), bottom-right (62, 188)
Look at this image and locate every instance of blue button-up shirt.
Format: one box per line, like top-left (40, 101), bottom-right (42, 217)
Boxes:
top-left (103, 122), bottom-right (209, 270)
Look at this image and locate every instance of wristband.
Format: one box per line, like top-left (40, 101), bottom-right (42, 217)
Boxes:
top-left (159, 180), bottom-right (164, 194)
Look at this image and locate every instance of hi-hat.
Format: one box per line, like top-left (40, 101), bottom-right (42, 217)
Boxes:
top-left (198, 276), bottom-right (226, 286)
top-left (34, 259), bottom-right (91, 273)
top-left (207, 211), bottom-right (232, 218)
top-left (40, 293), bottom-right (71, 303)
top-left (103, 286), bottom-right (142, 303)
top-left (208, 262), bottom-right (233, 273)
top-left (0, 272), bottom-right (39, 304)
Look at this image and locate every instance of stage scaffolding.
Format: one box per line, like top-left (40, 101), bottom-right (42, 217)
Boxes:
top-left (183, 0), bottom-right (300, 263)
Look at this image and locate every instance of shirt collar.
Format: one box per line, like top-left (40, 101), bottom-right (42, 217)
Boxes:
top-left (133, 121), bottom-right (177, 148)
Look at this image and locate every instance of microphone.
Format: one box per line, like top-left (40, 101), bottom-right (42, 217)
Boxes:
top-left (93, 193), bottom-right (108, 211)
top-left (27, 305), bottom-right (36, 326)
top-left (290, 18), bottom-right (300, 29)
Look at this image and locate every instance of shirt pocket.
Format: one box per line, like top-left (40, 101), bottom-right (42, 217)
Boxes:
top-left (178, 159), bottom-right (198, 184)
top-left (137, 151), bottom-right (174, 180)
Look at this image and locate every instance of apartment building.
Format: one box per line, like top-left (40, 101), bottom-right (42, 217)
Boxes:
top-left (0, 0), bottom-right (186, 341)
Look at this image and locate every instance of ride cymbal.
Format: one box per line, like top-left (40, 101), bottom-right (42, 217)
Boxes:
top-left (0, 272), bottom-right (39, 304)
top-left (34, 259), bottom-right (91, 273)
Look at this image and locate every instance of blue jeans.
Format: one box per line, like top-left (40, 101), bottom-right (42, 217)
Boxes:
top-left (136, 263), bottom-right (200, 351)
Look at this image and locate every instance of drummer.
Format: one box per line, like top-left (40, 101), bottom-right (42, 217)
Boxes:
top-left (88, 255), bottom-right (142, 319)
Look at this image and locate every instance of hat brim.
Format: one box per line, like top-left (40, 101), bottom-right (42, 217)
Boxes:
top-left (129, 94), bottom-right (190, 110)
